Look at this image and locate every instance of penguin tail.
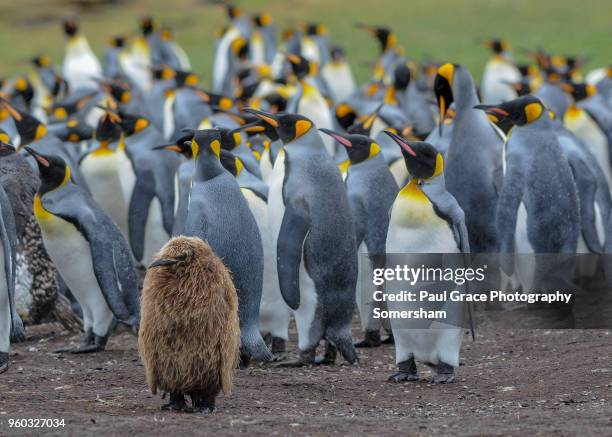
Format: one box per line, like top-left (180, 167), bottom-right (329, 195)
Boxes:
top-left (241, 327), bottom-right (273, 362)
top-left (10, 313), bottom-right (26, 343)
top-left (327, 329), bottom-right (358, 364)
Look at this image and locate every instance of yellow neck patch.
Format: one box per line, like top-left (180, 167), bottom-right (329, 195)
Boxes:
top-left (33, 195), bottom-right (53, 221)
top-left (92, 140), bottom-right (114, 156)
top-left (433, 153), bottom-right (444, 177)
top-left (384, 86), bottom-right (397, 105)
top-left (399, 179), bottom-right (429, 203)
top-left (35, 125), bottom-right (47, 141)
top-left (134, 118), bottom-right (149, 133)
top-left (235, 157), bottom-right (244, 176)
top-left (438, 63), bottom-right (454, 85)
top-left (232, 132), bottom-right (242, 146)
top-left (191, 138), bottom-right (200, 159)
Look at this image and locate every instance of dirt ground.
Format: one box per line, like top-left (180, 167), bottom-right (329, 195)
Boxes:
top-left (1, 316), bottom-right (612, 436)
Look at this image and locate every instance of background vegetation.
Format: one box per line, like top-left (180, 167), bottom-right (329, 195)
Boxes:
top-left (0, 0), bottom-right (610, 84)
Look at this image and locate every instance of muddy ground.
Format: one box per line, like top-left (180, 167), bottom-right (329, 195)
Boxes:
top-left (1, 317), bottom-right (612, 436)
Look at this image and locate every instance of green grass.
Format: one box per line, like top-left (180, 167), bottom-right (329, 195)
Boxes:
top-left (0, 0), bottom-right (610, 85)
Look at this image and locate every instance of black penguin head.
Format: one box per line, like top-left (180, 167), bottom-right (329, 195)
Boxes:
top-left (286, 54), bottom-right (313, 80)
top-left (0, 130), bottom-right (15, 156)
top-left (219, 149), bottom-right (244, 177)
top-left (434, 63), bottom-right (457, 124)
top-left (319, 129), bottom-right (380, 164)
top-left (108, 35), bottom-right (126, 48)
top-left (48, 92), bottom-right (92, 121)
top-left (264, 92), bottom-right (288, 113)
top-left (174, 70), bottom-right (199, 88)
top-left (356, 24), bottom-right (396, 52)
top-left (0, 99), bottom-right (47, 146)
top-left (32, 55), bottom-right (52, 69)
top-left (11, 77), bottom-right (34, 106)
top-left (224, 3), bottom-right (242, 20)
top-left (503, 79), bottom-right (532, 96)
top-left (559, 81), bottom-right (596, 103)
top-left (152, 65), bottom-right (176, 81)
top-left (474, 95), bottom-right (546, 127)
top-left (305, 23), bottom-right (327, 37)
top-left (24, 147), bottom-right (71, 195)
top-left (191, 129), bottom-right (222, 160)
top-left (483, 38), bottom-right (509, 55)
top-left (245, 108), bottom-right (313, 144)
top-left (101, 80), bottom-right (132, 105)
top-left (54, 118), bottom-right (94, 143)
top-left (118, 111), bottom-right (150, 136)
top-left (347, 103), bottom-right (382, 136)
top-left (393, 63), bottom-right (411, 91)
top-left (140, 16), bottom-right (155, 36)
top-left (153, 129), bottom-right (194, 158)
top-left (94, 111), bottom-right (123, 145)
top-left (253, 13), bottom-right (272, 28)
top-left (63, 19), bottom-right (79, 38)
top-left (330, 45), bottom-right (346, 63)
top-left (197, 90), bottom-right (234, 111)
top-left (335, 103), bottom-right (358, 131)
top-left (216, 127), bottom-right (242, 151)
top-left (384, 132), bottom-right (443, 180)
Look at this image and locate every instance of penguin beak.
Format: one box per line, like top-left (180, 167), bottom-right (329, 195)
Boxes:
top-left (319, 129), bottom-right (352, 148)
top-left (383, 130), bottom-right (417, 156)
top-left (148, 258), bottom-right (178, 269)
top-left (24, 146), bottom-right (50, 168)
top-left (153, 144), bottom-right (184, 153)
top-left (235, 121), bottom-right (266, 133)
top-left (244, 108), bottom-right (279, 128)
top-left (473, 105), bottom-right (510, 117)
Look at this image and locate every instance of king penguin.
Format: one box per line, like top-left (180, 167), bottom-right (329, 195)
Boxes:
top-left (27, 148), bottom-right (139, 352)
top-left (79, 110), bottom-right (130, 237)
top-left (480, 39), bottom-right (521, 105)
top-left (219, 150), bottom-right (291, 357)
top-left (384, 132), bottom-right (470, 383)
top-left (120, 112), bottom-right (179, 267)
top-left (475, 96), bottom-right (580, 292)
top-left (434, 63), bottom-right (503, 253)
top-left (183, 129), bottom-right (272, 363)
top-left (246, 109), bottom-right (358, 366)
top-left (320, 129), bottom-right (398, 347)
top-left (61, 20), bottom-right (102, 92)
top-left (0, 179), bottom-right (25, 373)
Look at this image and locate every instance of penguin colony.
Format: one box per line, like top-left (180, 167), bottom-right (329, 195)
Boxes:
top-left (0, 3), bottom-right (610, 411)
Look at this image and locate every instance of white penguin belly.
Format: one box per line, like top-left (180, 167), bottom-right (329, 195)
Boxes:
top-left (80, 153), bottom-right (129, 237)
top-left (244, 189), bottom-right (290, 340)
top-left (142, 197), bottom-right (169, 267)
top-left (298, 92), bottom-right (335, 156)
top-left (0, 246), bottom-right (9, 353)
top-left (389, 159), bottom-right (408, 188)
top-left (260, 149), bottom-right (274, 184)
top-left (268, 150), bottom-right (317, 349)
top-left (322, 64), bottom-right (356, 102)
top-left (481, 61), bottom-right (520, 105)
top-left (513, 201), bottom-right (535, 292)
top-left (162, 94), bottom-right (176, 141)
top-left (386, 193), bottom-right (463, 366)
top-left (117, 149), bottom-right (135, 205)
top-left (566, 111), bottom-right (611, 191)
top-left (38, 214), bottom-right (113, 336)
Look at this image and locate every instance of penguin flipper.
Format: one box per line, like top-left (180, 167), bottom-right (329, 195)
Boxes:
top-left (570, 160), bottom-right (603, 253)
top-left (44, 189), bottom-right (134, 322)
top-left (277, 200), bottom-right (311, 311)
top-left (0, 186), bottom-right (24, 342)
top-left (128, 174), bottom-right (156, 263)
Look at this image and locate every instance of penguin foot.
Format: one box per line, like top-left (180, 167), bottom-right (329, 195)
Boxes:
top-left (271, 337), bottom-right (286, 354)
top-left (314, 342), bottom-right (337, 365)
top-left (388, 358), bottom-right (418, 383)
top-left (68, 343), bottom-right (105, 354)
top-left (430, 362), bottom-right (455, 384)
top-left (275, 348), bottom-right (316, 367)
top-left (239, 351), bottom-right (251, 369)
top-left (354, 330), bottom-right (381, 348)
top-left (381, 331), bottom-right (395, 345)
top-left (0, 352), bottom-right (9, 374)
top-left (53, 329), bottom-right (95, 353)
top-left (161, 392), bottom-right (189, 412)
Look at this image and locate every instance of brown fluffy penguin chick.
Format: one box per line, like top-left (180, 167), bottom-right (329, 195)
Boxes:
top-left (138, 236), bottom-right (240, 413)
